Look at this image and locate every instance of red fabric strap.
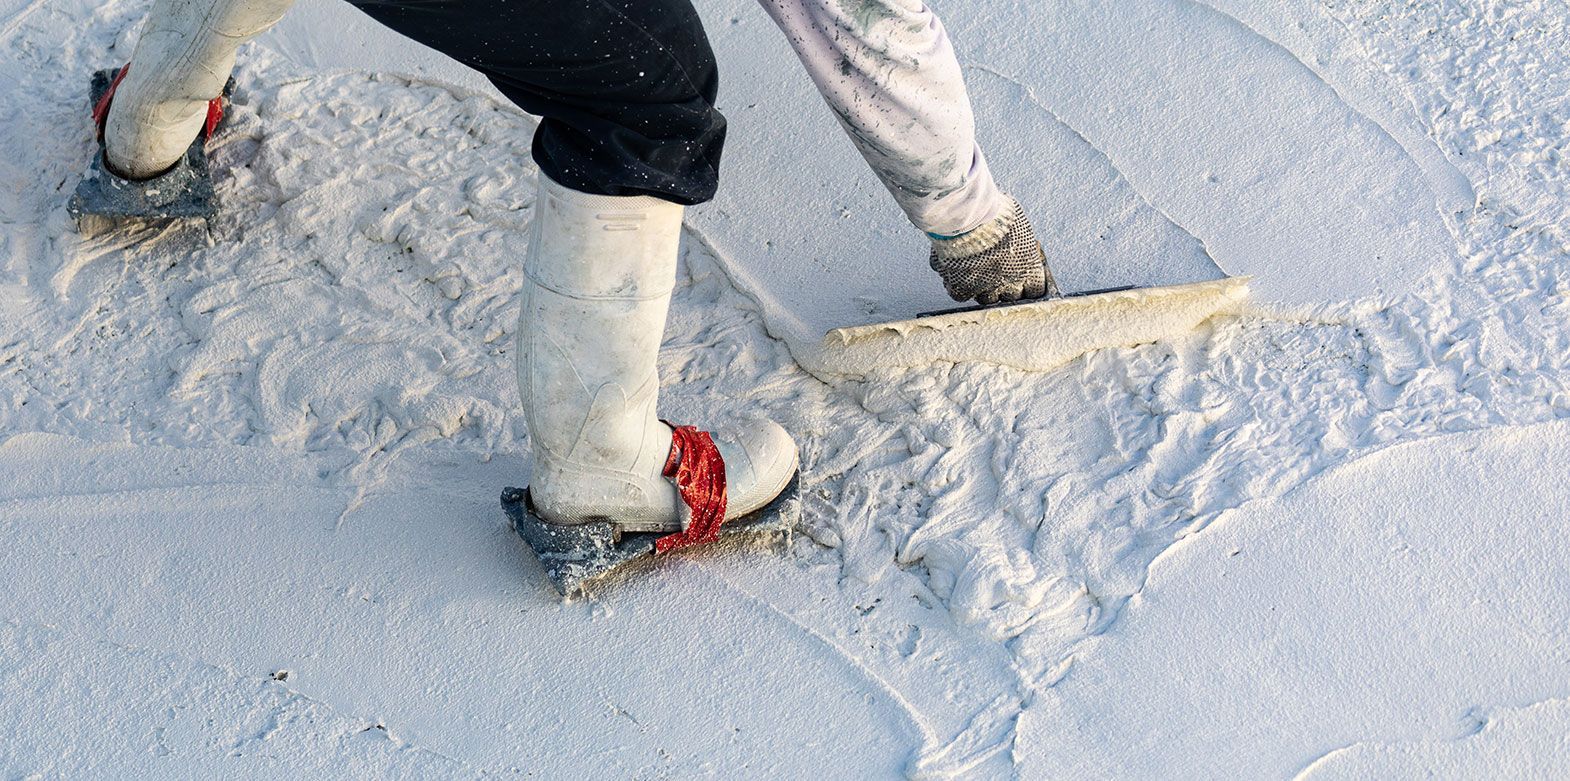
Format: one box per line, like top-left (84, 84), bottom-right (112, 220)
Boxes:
top-left (91, 64), bottom-right (225, 141)
top-left (91, 65), bottom-right (131, 139)
top-left (654, 424), bottom-right (729, 555)
top-left (203, 88), bottom-right (225, 137)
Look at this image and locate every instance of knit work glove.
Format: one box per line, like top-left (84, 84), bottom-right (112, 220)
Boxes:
top-left (928, 197), bottom-right (1059, 305)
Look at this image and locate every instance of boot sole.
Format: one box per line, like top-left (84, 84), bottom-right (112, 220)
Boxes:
top-left (502, 472), bottom-right (801, 596)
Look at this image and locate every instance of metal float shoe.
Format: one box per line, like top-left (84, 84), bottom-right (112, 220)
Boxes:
top-left (68, 67), bottom-right (233, 227)
top-left (502, 474), bottom-right (800, 596)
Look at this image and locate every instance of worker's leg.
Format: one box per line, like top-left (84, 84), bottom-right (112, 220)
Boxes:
top-left (755, 0), bottom-right (1009, 236)
top-left (105, 0), bottom-right (294, 178)
top-left (342, 0), bottom-right (796, 528)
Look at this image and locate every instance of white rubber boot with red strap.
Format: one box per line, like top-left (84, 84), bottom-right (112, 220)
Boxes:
top-left (70, 0), bottom-right (290, 225)
top-left (103, 0), bottom-right (293, 180)
top-left (503, 173), bottom-right (801, 595)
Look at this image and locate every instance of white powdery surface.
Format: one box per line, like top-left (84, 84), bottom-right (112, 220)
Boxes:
top-left (2, 0), bottom-right (1570, 776)
top-left (1302, 698), bottom-right (1570, 780)
top-left (0, 434), bottom-right (991, 777)
top-left (1018, 421), bottom-right (1570, 777)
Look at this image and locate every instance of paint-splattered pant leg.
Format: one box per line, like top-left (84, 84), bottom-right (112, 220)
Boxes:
top-left (349, 0), bottom-right (725, 205)
top-left (756, 0), bottom-right (1008, 236)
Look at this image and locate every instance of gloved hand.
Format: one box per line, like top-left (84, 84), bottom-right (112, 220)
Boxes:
top-left (928, 197), bottom-right (1060, 305)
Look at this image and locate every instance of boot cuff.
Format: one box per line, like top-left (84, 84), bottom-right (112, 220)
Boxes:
top-left (930, 197), bottom-right (1021, 259)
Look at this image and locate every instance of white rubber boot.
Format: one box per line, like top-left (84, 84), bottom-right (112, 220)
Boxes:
top-left (519, 174), bottom-right (799, 532)
top-left (104, 0), bottom-right (294, 179)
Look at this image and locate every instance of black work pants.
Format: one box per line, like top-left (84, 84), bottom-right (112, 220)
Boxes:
top-left (347, 0), bottom-right (724, 205)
